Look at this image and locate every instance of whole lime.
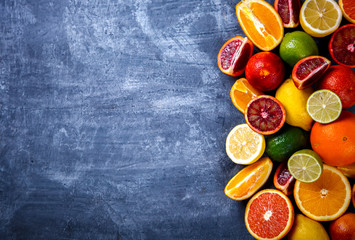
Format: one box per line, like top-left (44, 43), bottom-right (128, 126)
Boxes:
top-left (266, 125), bottom-right (308, 162)
top-left (279, 31), bottom-right (319, 67)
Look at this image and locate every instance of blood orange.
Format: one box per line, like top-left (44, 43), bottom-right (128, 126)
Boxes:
top-left (274, 162), bottom-right (295, 195)
top-left (328, 24), bottom-right (355, 68)
top-left (274, 0), bottom-right (301, 28)
top-left (245, 96), bottom-right (286, 135)
top-left (245, 189), bottom-right (294, 239)
top-left (245, 52), bottom-right (285, 91)
top-left (217, 36), bottom-right (253, 77)
top-left (339, 0), bottom-right (355, 24)
top-left (292, 56), bottom-right (331, 90)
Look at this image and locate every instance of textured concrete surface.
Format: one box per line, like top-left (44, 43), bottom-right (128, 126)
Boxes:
top-left (0, 0), bottom-right (354, 239)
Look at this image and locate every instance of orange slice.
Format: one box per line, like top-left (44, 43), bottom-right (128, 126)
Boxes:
top-left (245, 189), bottom-right (294, 239)
top-left (230, 78), bottom-right (263, 113)
top-left (294, 164), bottom-right (351, 221)
top-left (225, 157), bottom-right (273, 201)
top-left (236, 0), bottom-right (284, 51)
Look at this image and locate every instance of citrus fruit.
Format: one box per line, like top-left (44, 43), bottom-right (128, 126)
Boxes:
top-left (353, 184), bottom-right (355, 208)
top-left (275, 78), bottom-right (314, 131)
top-left (224, 157), bottom-right (273, 201)
top-left (266, 125), bottom-right (308, 162)
top-left (328, 24), bottom-right (355, 68)
top-left (300, 0), bottom-right (342, 38)
top-left (306, 89), bottom-right (342, 124)
top-left (339, 0), bottom-right (355, 24)
top-left (310, 111), bottom-right (355, 166)
top-left (245, 52), bottom-right (285, 91)
top-left (329, 213), bottom-right (355, 240)
top-left (273, 162), bottom-right (295, 195)
top-left (316, 65), bottom-right (355, 109)
top-left (292, 56), bottom-right (331, 90)
top-left (236, 0), bottom-right (284, 51)
top-left (245, 95), bottom-right (286, 135)
top-left (287, 149), bottom-right (323, 183)
top-left (294, 164), bottom-right (352, 221)
top-left (245, 189), bottom-right (294, 239)
top-left (217, 36), bottom-right (254, 77)
top-left (230, 78), bottom-right (263, 114)
top-left (226, 124), bottom-right (265, 165)
top-left (288, 214), bottom-right (330, 240)
top-left (274, 0), bottom-right (301, 28)
top-left (337, 162), bottom-right (355, 179)
top-left (279, 31), bottom-right (319, 67)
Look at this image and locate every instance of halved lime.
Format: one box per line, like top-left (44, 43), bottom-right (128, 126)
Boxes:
top-left (306, 89), bottom-right (342, 124)
top-left (287, 149), bottom-right (323, 183)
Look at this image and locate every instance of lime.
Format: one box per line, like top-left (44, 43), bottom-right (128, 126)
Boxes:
top-left (266, 126), bottom-right (308, 162)
top-left (288, 149), bottom-right (323, 183)
top-left (307, 90), bottom-right (342, 124)
top-left (279, 31), bottom-right (318, 67)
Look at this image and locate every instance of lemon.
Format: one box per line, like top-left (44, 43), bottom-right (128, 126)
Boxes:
top-left (275, 78), bottom-right (313, 131)
top-left (279, 31), bottom-right (318, 67)
top-left (288, 214), bottom-right (330, 240)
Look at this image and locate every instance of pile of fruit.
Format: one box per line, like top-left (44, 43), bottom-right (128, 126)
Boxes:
top-left (218, 0), bottom-right (355, 239)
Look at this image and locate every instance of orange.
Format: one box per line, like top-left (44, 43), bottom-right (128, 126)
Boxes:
top-left (236, 0), bottom-right (284, 51)
top-left (230, 78), bottom-right (263, 114)
top-left (294, 164), bottom-right (351, 221)
top-left (337, 162), bottom-right (355, 179)
top-left (339, 0), bottom-right (355, 23)
top-left (224, 157), bottom-right (272, 200)
top-left (245, 189), bottom-right (294, 239)
top-left (310, 111), bottom-right (355, 166)
top-left (329, 213), bottom-right (355, 240)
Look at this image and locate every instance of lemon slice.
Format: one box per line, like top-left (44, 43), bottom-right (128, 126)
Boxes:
top-left (300, 0), bottom-right (342, 37)
top-left (288, 149), bottom-right (323, 183)
top-left (307, 89), bottom-right (342, 124)
top-left (226, 124), bottom-right (265, 165)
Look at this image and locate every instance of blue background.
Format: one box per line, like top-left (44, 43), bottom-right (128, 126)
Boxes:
top-left (0, 0), bottom-right (354, 239)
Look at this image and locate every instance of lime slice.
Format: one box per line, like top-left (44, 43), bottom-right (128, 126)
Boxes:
top-left (287, 149), bottom-right (323, 183)
top-left (307, 89), bottom-right (342, 124)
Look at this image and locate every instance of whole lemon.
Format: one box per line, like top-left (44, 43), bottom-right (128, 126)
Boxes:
top-left (288, 214), bottom-right (329, 240)
top-left (276, 78), bottom-right (313, 131)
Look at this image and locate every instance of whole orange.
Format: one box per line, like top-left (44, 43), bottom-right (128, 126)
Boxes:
top-left (245, 52), bottom-right (285, 91)
top-left (316, 65), bottom-right (355, 108)
top-left (329, 213), bottom-right (355, 240)
top-left (310, 111), bottom-right (355, 166)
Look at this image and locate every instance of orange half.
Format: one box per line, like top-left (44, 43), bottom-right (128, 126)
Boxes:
top-left (224, 157), bottom-right (272, 200)
top-left (230, 78), bottom-right (263, 113)
top-left (339, 0), bottom-right (355, 24)
top-left (294, 164), bottom-right (351, 221)
top-left (236, 0), bottom-right (284, 51)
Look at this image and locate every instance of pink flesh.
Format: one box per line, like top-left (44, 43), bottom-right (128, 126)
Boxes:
top-left (277, 163), bottom-right (294, 186)
top-left (277, 0), bottom-right (300, 25)
top-left (247, 97), bottom-right (283, 132)
top-left (220, 40), bottom-right (242, 70)
top-left (332, 26), bottom-right (355, 66)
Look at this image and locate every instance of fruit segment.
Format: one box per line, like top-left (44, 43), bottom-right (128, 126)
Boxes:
top-left (274, 162), bottom-right (295, 195)
top-left (274, 0), bottom-right (301, 28)
top-left (230, 78), bottom-right (263, 113)
top-left (329, 24), bottom-right (355, 68)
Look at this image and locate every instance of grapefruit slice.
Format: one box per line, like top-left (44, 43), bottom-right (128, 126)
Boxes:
top-left (292, 56), bottom-right (331, 90)
top-left (339, 0), bottom-right (355, 24)
top-left (329, 24), bottom-right (355, 68)
top-left (245, 189), bottom-right (294, 239)
top-left (224, 157), bottom-right (273, 200)
top-left (245, 95), bottom-right (286, 135)
top-left (274, 0), bottom-right (301, 28)
top-left (217, 36), bottom-right (253, 77)
top-left (294, 164), bottom-right (351, 221)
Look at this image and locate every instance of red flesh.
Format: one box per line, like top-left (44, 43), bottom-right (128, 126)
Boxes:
top-left (275, 0), bottom-right (301, 28)
top-left (329, 24), bottom-right (355, 68)
top-left (273, 162), bottom-right (295, 195)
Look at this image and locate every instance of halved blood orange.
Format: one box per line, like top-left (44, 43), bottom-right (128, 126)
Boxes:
top-left (224, 157), bottom-right (273, 201)
top-left (217, 36), bottom-right (253, 77)
top-left (230, 78), bottom-right (263, 113)
top-left (292, 56), bottom-right (331, 90)
top-left (245, 189), bottom-right (294, 239)
top-left (236, 0), bottom-right (284, 51)
top-left (329, 24), bottom-right (355, 68)
top-left (339, 0), bottom-right (355, 24)
top-left (245, 95), bottom-right (286, 135)
top-left (274, 0), bottom-right (301, 28)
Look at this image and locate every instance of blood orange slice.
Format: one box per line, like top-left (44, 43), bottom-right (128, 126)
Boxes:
top-left (292, 56), bottom-right (331, 90)
top-left (245, 95), bottom-right (286, 135)
top-left (339, 0), bottom-right (355, 24)
top-left (329, 24), bottom-right (355, 68)
top-left (245, 189), bottom-right (294, 239)
top-left (274, 0), bottom-right (301, 28)
top-left (274, 162), bottom-right (295, 195)
top-left (217, 36), bottom-right (253, 77)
